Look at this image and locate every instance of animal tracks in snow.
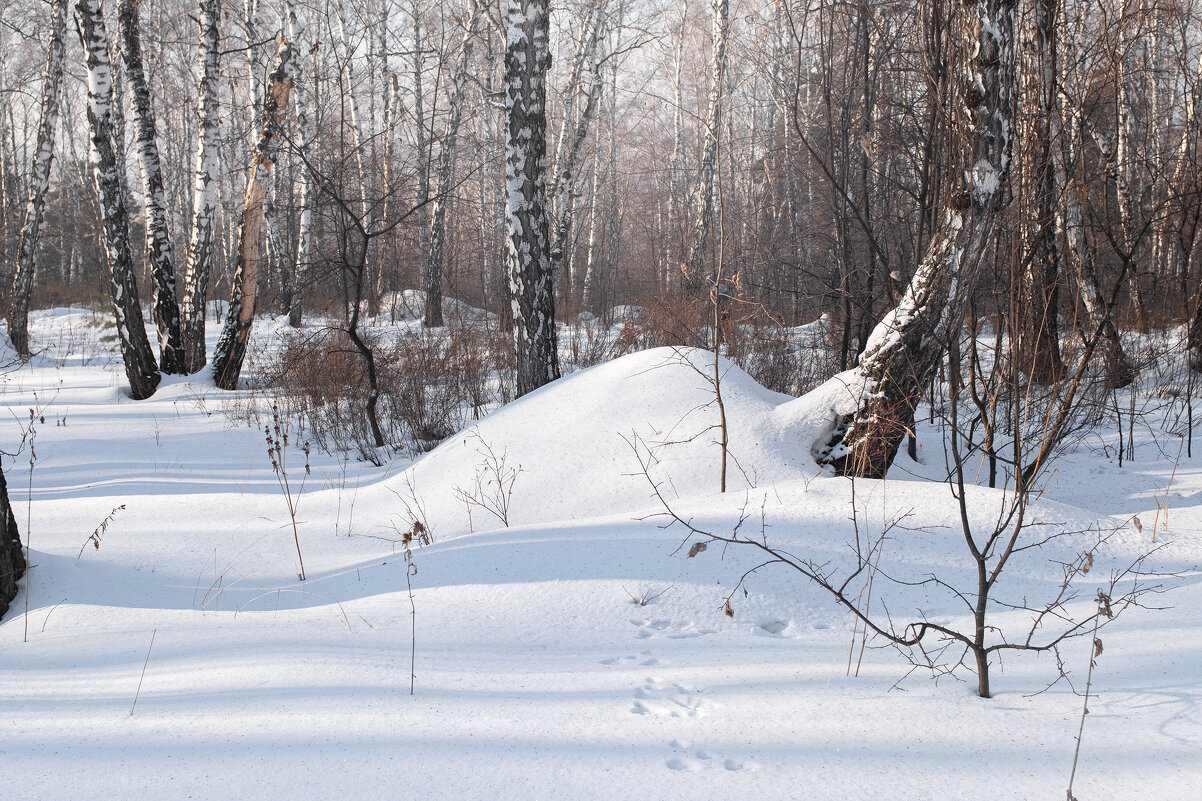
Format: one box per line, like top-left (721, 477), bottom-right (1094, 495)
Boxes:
top-left (665, 739), bottom-right (755, 773)
top-left (630, 617), bottom-right (716, 640)
top-left (631, 676), bottom-right (716, 718)
top-left (599, 649), bottom-right (660, 667)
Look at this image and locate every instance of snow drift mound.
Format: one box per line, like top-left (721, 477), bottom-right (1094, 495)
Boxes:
top-left (390, 347), bottom-right (848, 537)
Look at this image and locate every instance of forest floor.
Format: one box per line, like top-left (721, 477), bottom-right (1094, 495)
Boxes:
top-left (1, 304), bottom-right (1199, 800)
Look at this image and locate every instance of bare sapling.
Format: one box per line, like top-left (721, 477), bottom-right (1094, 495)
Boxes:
top-left (632, 427), bottom-right (1167, 698)
top-left (452, 432), bottom-right (522, 531)
top-left (264, 403), bottom-right (311, 580)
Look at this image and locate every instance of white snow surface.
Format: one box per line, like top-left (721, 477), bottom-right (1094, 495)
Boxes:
top-left (1, 308), bottom-right (1199, 800)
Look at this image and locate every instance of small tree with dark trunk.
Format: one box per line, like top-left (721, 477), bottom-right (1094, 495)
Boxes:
top-left (0, 459), bottom-right (25, 622)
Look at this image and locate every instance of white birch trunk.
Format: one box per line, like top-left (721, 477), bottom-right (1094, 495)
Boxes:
top-left (682, 0), bottom-right (728, 293)
top-left (75, 0), bottom-right (161, 400)
top-left (506, 0), bottom-right (561, 395)
top-left (118, 0), bottom-right (186, 374)
top-left (181, 0), bottom-right (222, 372)
top-left (424, 0), bottom-right (485, 327)
top-left (9, 0), bottom-right (68, 358)
top-left (285, 2), bottom-right (313, 328)
top-left (211, 33), bottom-right (298, 389)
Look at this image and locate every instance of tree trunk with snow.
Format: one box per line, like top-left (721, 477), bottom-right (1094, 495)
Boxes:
top-left (424, 0), bottom-right (485, 328)
top-left (8, 0), bottom-right (68, 358)
top-left (505, 0), bottom-right (561, 396)
top-left (211, 34), bottom-right (298, 390)
top-left (820, 0), bottom-right (1017, 478)
top-left (118, 0), bottom-right (186, 374)
top-left (181, 0), bottom-right (221, 372)
top-left (75, 0), bottom-right (161, 400)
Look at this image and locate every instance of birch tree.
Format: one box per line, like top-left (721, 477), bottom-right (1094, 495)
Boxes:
top-left (8, 0), bottom-right (68, 358)
top-left (819, 0), bottom-right (1017, 478)
top-left (681, 0), bottom-right (729, 293)
top-left (117, 0), bottom-right (186, 374)
top-left (181, 0), bottom-right (221, 372)
top-left (211, 34), bottom-right (299, 390)
top-left (505, 0), bottom-right (561, 395)
top-left (424, 0), bottom-right (485, 328)
top-left (285, 2), bottom-right (314, 328)
top-left (75, 0), bottom-right (161, 400)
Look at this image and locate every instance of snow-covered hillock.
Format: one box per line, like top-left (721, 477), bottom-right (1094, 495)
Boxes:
top-left (390, 347), bottom-right (843, 535)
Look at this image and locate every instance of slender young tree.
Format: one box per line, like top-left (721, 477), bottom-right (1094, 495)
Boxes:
top-left (75, 0), bottom-right (160, 400)
top-left (211, 34), bottom-right (299, 390)
top-left (181, 0), bottom-right (222, 372)
top-left (117, 0), bottom-right (186, 374)
top-left (8, 0), bottom-right (68, 358)
top-left (821, 0), bottom-right (1017, 478)
top-left (505, 0), bottom-right (561, 395)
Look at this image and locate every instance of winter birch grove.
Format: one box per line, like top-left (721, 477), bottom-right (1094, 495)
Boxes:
top-left (0, 0), bottom-right (1194, 433)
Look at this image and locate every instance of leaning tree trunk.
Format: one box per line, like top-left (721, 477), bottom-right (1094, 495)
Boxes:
top-left (0, 459), bottom-right (25, 622)
top-left (682, 0), bottom-right (729, 294)
top-left (75, 0), bottom-right (160, 400)
top-left (211, 34), bottom-right (298, 390)
top-left (819, 0), bottom-right (1017, 478)
top-left (424, 0), bottom-right (485, 328)
top-left (118, 0), bottom-right (186, 374)
top-left (181, 0), bottom-right (221, 372)
top-left (505, 0), bottom-right (561, 396)
top-left (9, 0), bottom-right (67, 359)
top-left (1014, 0), bottom-right (1063, 384)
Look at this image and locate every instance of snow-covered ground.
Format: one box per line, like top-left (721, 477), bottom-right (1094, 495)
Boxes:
top-left (1, 306), bottom-right (1199, 799)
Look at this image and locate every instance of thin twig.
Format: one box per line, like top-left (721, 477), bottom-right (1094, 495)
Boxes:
top-left (131, 629), bottom-right (157, 715)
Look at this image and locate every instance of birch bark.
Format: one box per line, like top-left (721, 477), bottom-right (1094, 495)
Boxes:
top-left (181, 0), bottom-right (222, 372)
top-left (424, 0), bottom-right (485, 327)
top-left (9, 0), bottom-right (68, 358)
top-left (505, 0), bottom-right (561, 395)
top-left (118, 0), bottom-right (187, 374)
top-left (75, 0), bottom-right (161, 400)
top-left (211, 34), bottom-right (298, 390)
